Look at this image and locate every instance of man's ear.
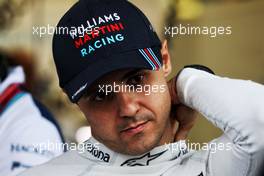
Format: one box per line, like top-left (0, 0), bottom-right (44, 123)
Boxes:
top-left (160, 40), bottom-right (172, 77)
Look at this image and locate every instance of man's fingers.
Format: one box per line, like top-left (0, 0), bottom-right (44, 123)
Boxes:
top-left (167, 77), bottom-right (180, 105)
top-left (174, 125), bottom-right (190, 141)
top-left (173, 105), bottom-right (198, 141)
top-left (168, 76), bottom-right (197, 141)
top-left (176, 106), bottom-right (197, 125)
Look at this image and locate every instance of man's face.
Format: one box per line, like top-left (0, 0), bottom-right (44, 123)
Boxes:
top-left (77, 41), bottom-right (173, 155)
top-left (78, 68), bottom-right (174, 155)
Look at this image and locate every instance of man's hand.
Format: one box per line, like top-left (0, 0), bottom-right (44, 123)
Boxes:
top-left (167, 76), bottom-right (197, 141)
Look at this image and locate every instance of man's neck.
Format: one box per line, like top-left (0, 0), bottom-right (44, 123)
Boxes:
top-left (157, 118), bottom-right (176, 147)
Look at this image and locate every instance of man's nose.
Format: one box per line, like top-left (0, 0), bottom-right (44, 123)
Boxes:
top-left (116, 92), bottom-right (139, 118)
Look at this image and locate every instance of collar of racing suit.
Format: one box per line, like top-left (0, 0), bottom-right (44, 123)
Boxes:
top-left (0, 66), bottom-right (25, 114)
top-left (0, 66), bottom-right (25, 94)
top-left (78, 137), bottom-right (189, 167)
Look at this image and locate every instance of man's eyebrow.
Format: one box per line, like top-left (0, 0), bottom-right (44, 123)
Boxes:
top-left (121, 69), bottom-right (143, 81)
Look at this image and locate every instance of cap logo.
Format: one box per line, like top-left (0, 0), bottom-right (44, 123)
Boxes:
top-left (139, 48), bottom-right (161, 70)
top-left (70, 13), bottom-right (126, 58)
top-left (72, 83), bottom-right (87, 100)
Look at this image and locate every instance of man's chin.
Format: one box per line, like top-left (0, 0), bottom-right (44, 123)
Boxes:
top-left (121, 137), bottom-right (159, 155)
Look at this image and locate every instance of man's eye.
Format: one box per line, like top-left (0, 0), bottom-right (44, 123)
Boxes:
top-left (91, 91), bottom-right (107, 101)
top-left (128, 74), bottom-right (144, 85)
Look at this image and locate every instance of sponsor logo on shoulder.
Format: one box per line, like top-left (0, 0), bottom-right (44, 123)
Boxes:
top-left (11, 143), bottom-right (55, 157)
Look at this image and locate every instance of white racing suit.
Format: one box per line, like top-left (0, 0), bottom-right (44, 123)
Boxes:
top-left (0, 67), bottom-right (64, 176)
top-left (19, 68), bottom-right (264, 176)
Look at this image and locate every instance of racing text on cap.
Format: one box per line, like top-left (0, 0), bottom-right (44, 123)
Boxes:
top-left (70, 13), bottom-right (125, 58)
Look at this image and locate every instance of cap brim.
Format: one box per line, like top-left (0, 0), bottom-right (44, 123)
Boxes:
top-left (64, 47), bottom-right (162, 103)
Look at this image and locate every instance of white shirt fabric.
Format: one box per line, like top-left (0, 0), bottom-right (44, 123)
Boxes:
top-left (0, 67), bottom-right (64, 176)
top-left (19, 68), bottom-right (264, 176)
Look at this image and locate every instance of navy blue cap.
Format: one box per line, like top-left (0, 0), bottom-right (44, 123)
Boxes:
top-left (52, 0), bottom-right (162, 103)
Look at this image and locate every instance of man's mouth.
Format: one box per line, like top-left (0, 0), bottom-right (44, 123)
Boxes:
top-left (120, 121), bottom-right (149, 135)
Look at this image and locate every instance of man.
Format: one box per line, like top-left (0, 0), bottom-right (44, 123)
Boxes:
top-left (20, 0), bottom-right (264, 175)
top-left (0, 54), bottom-right (64, 176)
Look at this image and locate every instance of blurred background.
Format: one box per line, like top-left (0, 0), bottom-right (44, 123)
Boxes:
top-left (0, 0), bottom-right (263, 144)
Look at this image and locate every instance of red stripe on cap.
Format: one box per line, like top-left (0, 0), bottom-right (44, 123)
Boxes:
top-left (144, 48), bottom-right (159, 69)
